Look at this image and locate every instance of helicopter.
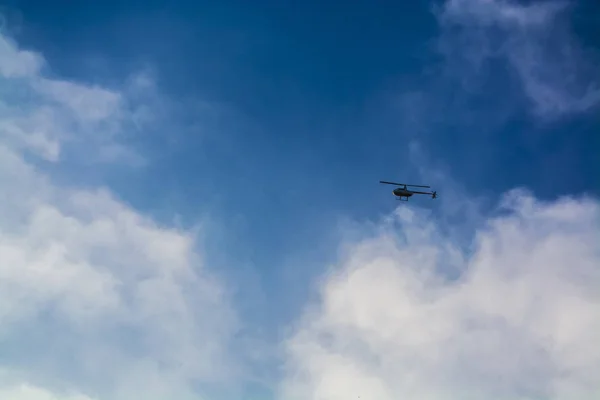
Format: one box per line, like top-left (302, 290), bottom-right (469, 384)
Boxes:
top-left (380, 180), bottom-right (437, 201)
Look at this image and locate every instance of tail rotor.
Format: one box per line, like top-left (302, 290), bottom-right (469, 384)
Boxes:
top-left (432, 191), bottom-right (437, 199)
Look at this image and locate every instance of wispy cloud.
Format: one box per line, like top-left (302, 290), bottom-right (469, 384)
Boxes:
top-left (281, 190), bottom-right (600, 399)
top-left (0, 33), bottom-right (159, 165)
top-left (0, 378), bottom-right (95, 400)
top-left (437, 0), bottom-right (600, 118)
top-left (0, 31), bottom-right (239, 400)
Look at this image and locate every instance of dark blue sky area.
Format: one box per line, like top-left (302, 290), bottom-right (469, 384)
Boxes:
top-left (9, 0), bottom-right (596, 199)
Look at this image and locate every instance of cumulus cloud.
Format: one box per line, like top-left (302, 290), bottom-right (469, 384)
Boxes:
top-left (281, 190), bottom-right (600, 400)
top-left (0, 31), bottom-right (238, 400)
top-left (437, 0), bottom-right (600, 118)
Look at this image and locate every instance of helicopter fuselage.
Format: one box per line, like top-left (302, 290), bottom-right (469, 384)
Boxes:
top-left (393, 188), bottom-right (413, 197)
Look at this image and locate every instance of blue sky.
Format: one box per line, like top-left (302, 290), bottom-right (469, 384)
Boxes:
top-left (1, 0), bottom-right (599, 399)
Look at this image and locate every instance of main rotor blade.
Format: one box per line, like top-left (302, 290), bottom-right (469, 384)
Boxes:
top-left (379, 181), bottom-right (430, 188)
top-left (380, 180), bottom-right (404, 186)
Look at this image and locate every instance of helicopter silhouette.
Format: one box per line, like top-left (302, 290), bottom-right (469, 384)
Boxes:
top-left (380, 180), bottom-right (437, 201)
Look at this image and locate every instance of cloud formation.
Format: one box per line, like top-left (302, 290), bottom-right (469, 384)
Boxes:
top-left (0, 31), bottom-right (238, 400)
top-left (281, 190), bottom-right (600, 400)
top-left (437, 0), bottom-right (600, 118)
top-left (0, 33), bottom-right (157, 164)
top-left (0, 381), bottom-right (94, 400)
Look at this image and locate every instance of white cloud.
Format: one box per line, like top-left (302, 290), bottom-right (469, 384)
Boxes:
top-left (0, 381), bottom-right (95, 400)
top-left (0, 33), bottom-right (157, 164)
top-left (0, 33), bottom-right (44, 78)
top-left (33, 79), bottom-right (122, 123)
top-left (281, 190), bottom-right (600, 400)
top-left (0, 31), bottom-right (238, 399)
top-left (437, 0), bottom-right (600, 118)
